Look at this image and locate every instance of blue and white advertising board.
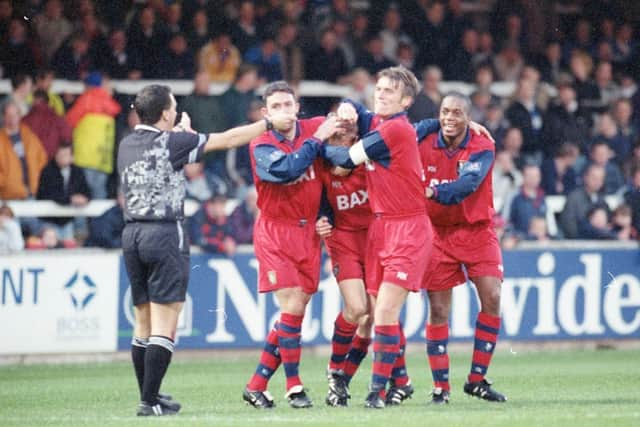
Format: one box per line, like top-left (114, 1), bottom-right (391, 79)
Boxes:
top-left (116, 249), bottom-right (640, 350)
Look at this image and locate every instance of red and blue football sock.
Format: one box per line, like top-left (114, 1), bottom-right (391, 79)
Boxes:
top-left (426, 322), bottom-right (450, 391)
top-left (468, 312), bottom-right (500, 383)
top-left (329, 312), bottom-right (358, 372)
top-left (247, 322), bottom-right (281, 392)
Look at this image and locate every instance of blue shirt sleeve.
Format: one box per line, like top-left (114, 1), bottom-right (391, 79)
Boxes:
top-left (432, 150), bottom-right (494, 205)
top-left (318, 187), bottom-right (335, 225)
top-left (361, 130), bottom-right (391, 167)
top-left (321, 145), bottom-right (356, 168)
top-left (254, 139), bottom-right (321, 183)
top-left (343, 99), bottom-right (374, 138)
top-left (321, 130), bottom-right (391, 168)
top-left (414, 119), bottom-right (441, 143)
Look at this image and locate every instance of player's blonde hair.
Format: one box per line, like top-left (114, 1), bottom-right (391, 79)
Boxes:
top-left (378, 66), bottom-right (420, 101)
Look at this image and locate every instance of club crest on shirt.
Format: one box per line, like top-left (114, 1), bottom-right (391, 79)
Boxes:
top-left (458, 159), bottom-right (481, 174)
top-left (331, 181), bottom-right (342, 188)
top-left (427, 165), bottom-right (437, 172)
top-left (457, 160), bottom-right (466, 174)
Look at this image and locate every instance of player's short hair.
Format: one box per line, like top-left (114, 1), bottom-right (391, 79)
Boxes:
top-left (134, 84), bottom-right (173, 125)
top-left (262, 80), bottom-right (295, 102)
top-left (378, 66), bottom-right (420, 100)
top-left (441, 91), bottom-right (472, 115)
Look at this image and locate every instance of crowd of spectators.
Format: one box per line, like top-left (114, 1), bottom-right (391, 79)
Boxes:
top-left (1, 0), bottom-right (640, 253)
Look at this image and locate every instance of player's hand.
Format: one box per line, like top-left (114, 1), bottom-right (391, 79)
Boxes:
top-left (425, 187), bottom-right (435, 199)
top-left (315, 216), bottom-right (333, 238)
top-left (469, 121), bottom-right (495, 143)
top-left (313, 115), bottom-right (340, 141)
top-left (337, 102), bottom-right (357, 123)
top-left (267, 111), bottom-right (297, 132)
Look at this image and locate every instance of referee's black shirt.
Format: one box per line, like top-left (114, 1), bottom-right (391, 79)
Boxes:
top-left (117, 124), bottom-right (207, 222)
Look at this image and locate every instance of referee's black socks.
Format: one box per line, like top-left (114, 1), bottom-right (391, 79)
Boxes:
top-left (131, 336), bottom-right (149, 395)
top-left (142, 335), bottom-right (175, 405)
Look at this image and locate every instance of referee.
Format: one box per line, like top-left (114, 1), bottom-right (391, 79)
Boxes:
top-left (118, 84), bottom-right (294, 416)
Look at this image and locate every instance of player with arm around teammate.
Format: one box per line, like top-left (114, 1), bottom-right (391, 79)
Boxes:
top-left (416, 91), bottom-right (507, 404)
top-left (322, 66), bottom-right (434, 409)
top-left (243, 81), bottom-right (339, 409)
top-left (118, 84), bottom-right (295, 416)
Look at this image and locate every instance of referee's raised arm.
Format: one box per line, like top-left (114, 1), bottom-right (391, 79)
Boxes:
top-left (204, 111), bottom-right (296, 151)
top-left (175, 106), bottom-right (296, 152)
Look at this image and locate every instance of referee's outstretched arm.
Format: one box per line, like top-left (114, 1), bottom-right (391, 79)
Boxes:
top-left (178, 111), bottom-right (297, 152)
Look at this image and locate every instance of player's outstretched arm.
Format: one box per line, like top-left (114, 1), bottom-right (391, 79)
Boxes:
top-left (414, 119), bottom-right (493, 143)
top-left (203, 112), bottom-right (297, 152)
top-left (322, 128), bottom-right (392, 169)
top-left (254, 116), bottom-right (340, 183)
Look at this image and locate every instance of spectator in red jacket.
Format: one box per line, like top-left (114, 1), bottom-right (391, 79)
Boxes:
top-left (22, 89), bottom-right (73, 160)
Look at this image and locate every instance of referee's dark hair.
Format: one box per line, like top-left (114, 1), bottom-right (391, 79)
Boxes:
top-left (134, 84), bottom-right (173, 125)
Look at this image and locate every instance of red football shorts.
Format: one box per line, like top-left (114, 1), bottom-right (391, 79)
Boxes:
top-left (254, 216), bottom-right (321, 294)
top-left (365, 213), bottom-right (433, 297)
top-left (422, 221), bottom-right (504, 292)
top-left (326, 227), bottom-right (368, 283)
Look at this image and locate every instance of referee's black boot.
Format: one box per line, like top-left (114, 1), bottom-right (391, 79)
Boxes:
top-left (157, 393), bottom-right (181, 412)
top-left (136, 400), bottom-right (179, 416)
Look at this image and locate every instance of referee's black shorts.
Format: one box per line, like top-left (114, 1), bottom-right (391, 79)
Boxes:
top-left (122, 221), bottom-right (190, 306)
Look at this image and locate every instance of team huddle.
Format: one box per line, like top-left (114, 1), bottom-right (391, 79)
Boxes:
top-left (243, 66), bottom-right (506, 410)
top-left (118, 65), bottom-right (505, 417)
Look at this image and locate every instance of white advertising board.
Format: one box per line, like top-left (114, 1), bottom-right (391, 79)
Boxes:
top-left (0, 253), bottom-right (119, 354)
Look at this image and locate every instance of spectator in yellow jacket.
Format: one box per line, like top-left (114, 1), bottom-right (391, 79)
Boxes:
top-left (198, 33), bottom-right (241, 83)
top-left (0, 101), bottom-right (47, 200)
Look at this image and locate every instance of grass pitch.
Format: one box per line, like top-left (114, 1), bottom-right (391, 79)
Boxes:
top-left (1, 348), bottom-right (639, 427)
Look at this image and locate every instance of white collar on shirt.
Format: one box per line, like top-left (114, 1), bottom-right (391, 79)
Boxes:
top-left (134, 124), bottom-right (162, 133)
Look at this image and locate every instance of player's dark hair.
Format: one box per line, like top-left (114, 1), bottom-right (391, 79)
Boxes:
top-left (441, 91), bottom-right (472, 115)
top-left (134, 85), bottom-right (173, 125)
top-left (378, 66), bottom-right (420, 100)
top-left (262, 80), bottom-right (295, 102)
